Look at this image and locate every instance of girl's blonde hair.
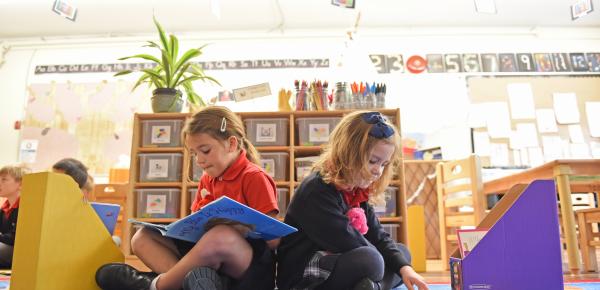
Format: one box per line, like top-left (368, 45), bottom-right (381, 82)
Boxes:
top-left (0, 165), bottom-right (30, 182)
top-left (313, 111), bottom-right (401, 200)
top-left (183, 106), bottom-right (260, 164)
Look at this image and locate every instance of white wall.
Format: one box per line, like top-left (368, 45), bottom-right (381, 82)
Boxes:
top-left (1, 27), bottom-right (600, 166)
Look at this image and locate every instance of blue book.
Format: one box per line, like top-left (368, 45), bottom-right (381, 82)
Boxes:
top-left (129, 196), bottom-right (297, 243)
top-left (90, 202), bottom-right (121, 235)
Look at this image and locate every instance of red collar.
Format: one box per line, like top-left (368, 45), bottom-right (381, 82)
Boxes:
top-left (341, 187), bottom-right (370, 208)
top-left (213, 149), bottom-right (248, 181)
top-left (1, 197), bottom-right (19, 219)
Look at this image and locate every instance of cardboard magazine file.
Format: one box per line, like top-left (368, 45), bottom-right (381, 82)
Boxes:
top-left (11, 172), bottom-right (124, 290)
top-left (449, 180), bottom-right (564, 290)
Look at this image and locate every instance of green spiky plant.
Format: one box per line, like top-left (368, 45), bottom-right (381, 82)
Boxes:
top-left (114, 16), bottom-right (220, 111)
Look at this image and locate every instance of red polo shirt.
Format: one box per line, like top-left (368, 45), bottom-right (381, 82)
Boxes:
top-left (1, 197), bottom-right (19, 220)
top-left (191, 150), bottom-right (278, 215)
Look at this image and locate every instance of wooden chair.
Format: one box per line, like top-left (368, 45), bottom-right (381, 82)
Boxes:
top-left (436, 155), bottom-right (486, 270)
top-left (576, 208), bottom-right (600, 272)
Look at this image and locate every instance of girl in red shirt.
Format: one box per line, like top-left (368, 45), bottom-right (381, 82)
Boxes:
top-left (96, 106), bottom-right (279, 290)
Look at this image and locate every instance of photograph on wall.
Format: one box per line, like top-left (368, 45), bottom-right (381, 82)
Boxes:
top-left (498, 53), bottom-right (517, 72)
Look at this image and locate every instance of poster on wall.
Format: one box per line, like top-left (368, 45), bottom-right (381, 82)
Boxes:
top-left (21, 81), bottom-right (149, 174)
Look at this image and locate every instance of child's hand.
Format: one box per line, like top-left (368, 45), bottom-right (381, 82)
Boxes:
top-left (399, 266), bottom-right (428, 290)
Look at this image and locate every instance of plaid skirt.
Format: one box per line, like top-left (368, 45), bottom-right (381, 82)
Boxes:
top-left (290, 251), bottom-right (337, 290)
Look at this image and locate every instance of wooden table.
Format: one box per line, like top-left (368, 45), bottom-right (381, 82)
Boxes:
top-left (483, 159), bottom-right (600, 273)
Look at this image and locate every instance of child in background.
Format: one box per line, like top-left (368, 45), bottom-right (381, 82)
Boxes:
top-left (0, 165), bottom-right (29, 268)
top-left (52, 158), bottom-right (89, 191)
top-left (277, 111), bottom-right (428, 290)
top-left (96, 106), bottom-right (279, 290)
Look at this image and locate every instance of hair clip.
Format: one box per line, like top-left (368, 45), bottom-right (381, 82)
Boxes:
top-left (220, 117), bottom-right (227, 133)
top-left (362, 112), bottom-right (394, 139)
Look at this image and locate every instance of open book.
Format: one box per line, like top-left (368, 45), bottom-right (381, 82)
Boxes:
top-left (90, 202), bottom-right (121, 235)
top-left (129, 196), bottom-right (297, 243)
top-left (456, 228), bottom-right (489, 258)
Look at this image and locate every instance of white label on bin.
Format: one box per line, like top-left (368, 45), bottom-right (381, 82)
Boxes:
top-left (260, 159), bottom-right (276, 177)
top-left (309, 123), bottom-right (330, 142)
top-left (296, 166), bottom-right (312, 181)
top-left (146, 194), bottom-right (167, 214)
top-left (256, 123), bottom-right (277, 142)
top-left (151, 126), bottom-right (171, 144)
top-left (147, 159), bottom-right (169, 178)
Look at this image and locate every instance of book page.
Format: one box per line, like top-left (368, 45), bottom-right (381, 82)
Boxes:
top-left (457, 229), bottom-right (489, 258)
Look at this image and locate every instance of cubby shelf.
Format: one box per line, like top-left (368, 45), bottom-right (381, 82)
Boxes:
top-left (123, 109), bottom-right (407, 255)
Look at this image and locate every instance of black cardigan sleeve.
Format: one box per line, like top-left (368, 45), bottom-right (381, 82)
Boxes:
top-left (363, 201), bottom-right (411, 274)
top-left (290, 182), bottom-right (371, 253)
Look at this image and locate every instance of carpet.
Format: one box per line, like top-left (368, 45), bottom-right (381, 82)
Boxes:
top-left (394, 281), bottom-right (600, 290)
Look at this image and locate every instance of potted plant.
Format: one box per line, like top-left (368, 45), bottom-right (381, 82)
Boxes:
top-left (115, 17), bottom-right (220, 112)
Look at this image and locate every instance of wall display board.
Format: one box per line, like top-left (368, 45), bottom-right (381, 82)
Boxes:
top-left (466, 76), bottom-right (600, 167)
top-left (19, 81), bottom-right (149, 174)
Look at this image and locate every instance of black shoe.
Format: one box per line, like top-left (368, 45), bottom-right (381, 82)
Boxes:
top-left (95, 263), bottom-right (157, 290)
top-left (353, 277), bottom-right (380, 290)
top-left (183, 267), bottom-right (227, 290)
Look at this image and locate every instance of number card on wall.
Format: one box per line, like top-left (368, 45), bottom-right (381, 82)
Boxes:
top-left (534, 54), bottom-right (553, 72)
top-left (463, 54), bottom-right (481, 72)
top-left (551, 53), bottom-right (571, 72)
top-left (499, 54), bottom-right (517, 72)
top-left (517, 53), bottom-right (535, 72)
top-left (570, 53), bottom-right (589, 72)
top-left (427, 54), bottom-right (445, 73)
top-left (481, 54), bottom-right (499, 72)
top-left (444, 54), bottom-right (462, 73)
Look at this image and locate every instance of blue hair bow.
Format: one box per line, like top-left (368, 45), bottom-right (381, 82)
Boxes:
top-left (362, 112), bottom-right (394, 139)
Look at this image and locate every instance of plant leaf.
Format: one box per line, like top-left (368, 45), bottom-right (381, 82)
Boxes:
top-left (170, 34), bottom-right (179, 64)
top-left (170, 63), bottom-right (191, 87)
top-left (173, 48), bottom-right (201, 73)
top-left (114, 70), bottom-right (133, 77)
top-left (118, 54), bottom-right (161, 64)
top-left (161, 49), bottom-right (173, 88)
top-left (153, 16), bottom-right (171, 55)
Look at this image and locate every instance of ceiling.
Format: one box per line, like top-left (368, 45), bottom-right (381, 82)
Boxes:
top-left (0, 0), bottom-right (599, 39)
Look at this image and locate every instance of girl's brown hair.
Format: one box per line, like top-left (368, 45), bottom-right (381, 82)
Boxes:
top-left (313, 111), bottom-right (401, 200)
top-left (183, 106), bottom-right (260, 164)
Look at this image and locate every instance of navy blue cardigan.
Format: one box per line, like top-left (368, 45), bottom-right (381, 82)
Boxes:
top-left (276, 172), bottom-right (409, 289)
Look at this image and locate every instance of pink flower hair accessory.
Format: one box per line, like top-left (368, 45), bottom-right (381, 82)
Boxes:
top-left (347, 207), bottom-right (368, 235)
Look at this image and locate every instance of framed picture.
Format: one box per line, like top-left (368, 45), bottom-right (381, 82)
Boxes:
top-left (52, 0), bottom-right (77, 21)
top-left (587, 53), bottom-right (600, 72)
top-left (534, 53), bottom-right (554, 72)
top-left (551, 53), bottom-right (572, 72)
top-left (570, 53), bottom-right (590, 72)
top-left (571, 0), bottom-right (594, 20)
top-left (331, 0), bottom-right (355, 8)
top-left (498, 53), bottom-right (517, 72)
top-left (426, 54), bottom-right (445, 73)
top-left (481, 54), bottom-right (499, 72)
top-left (516, 53), bottom-right (535, 72)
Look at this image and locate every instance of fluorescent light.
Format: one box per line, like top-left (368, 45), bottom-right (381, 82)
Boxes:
top-left (474, 0), bottom-right (497, 14)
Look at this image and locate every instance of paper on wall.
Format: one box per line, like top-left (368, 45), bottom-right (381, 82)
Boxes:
top-left (553, 93), bottom-right (580, 124)
top-left (585, 102), bottom-right (600, 137)
top-left (473, 131), bottom-right (491, 156)
top-left (512, 150), bottom-right (522, 166)
top-left (490, 143), bottom-right (510, 167)
top-left (570, 143), bottom-right (591, 159)
top-left (467, 103), bottom-right (488, 128)
top-left (528, 147), bottom-right (545, 167)
top-left (516, 123), bottom-right (539, 147)
top-left (509, 130), bottom-right (524, 150)
top-left (591, 142), bottom-right (600, 159)
top-left (541, 136), bottom-right (563, 161)
top-left (535, 109), bottom-right (558, 133)
top-left (19, 139), bottom-right (39, 163)
top-left (507, 83), bottom-right (536, 119)
top-left (568, 124), bottom-right (585, 144)
top-left (486, 102), bottom-right (512, 138)
top-left (520, 148), bottom-right (530, 166)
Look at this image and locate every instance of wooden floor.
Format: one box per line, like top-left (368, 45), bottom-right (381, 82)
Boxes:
top-left (126, 256), bottom-right (600, 284)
